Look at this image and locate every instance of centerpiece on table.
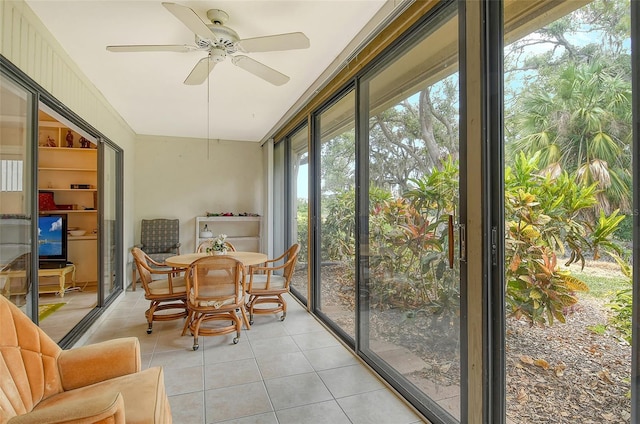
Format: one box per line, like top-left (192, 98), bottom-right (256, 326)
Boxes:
top-left (206, 234), bottom-right (229, 255)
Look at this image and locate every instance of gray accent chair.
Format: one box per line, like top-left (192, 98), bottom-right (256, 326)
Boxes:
top-left (132, 218), bottom-right (181, 291)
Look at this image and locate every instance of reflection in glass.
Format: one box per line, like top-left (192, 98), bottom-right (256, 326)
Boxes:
top-left (362, 8), bottom-right (460, 421)
top-left (318, 91), bottom-right (356, 339)
top-left (0, 75), bottom-right (34, 315)
top-left (289, 126), bottom-right (309, 303)
top-left (102, 145), bottom-right (118, 296)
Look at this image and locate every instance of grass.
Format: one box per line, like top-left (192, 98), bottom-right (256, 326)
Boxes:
top-left (571, 271), bottom-right (629, 299)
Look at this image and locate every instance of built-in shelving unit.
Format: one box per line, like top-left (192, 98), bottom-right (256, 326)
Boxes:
top-left (38, 118), bottom-right (98, 284)
top-left (195, 216), bottom-right (262, 252)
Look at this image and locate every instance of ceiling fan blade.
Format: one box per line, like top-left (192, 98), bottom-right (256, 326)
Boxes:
top-left (162, 2), bottom-right (214, 40)
top-left (231, 55), bottom-right (290, 86)
top-left (184, 57), bottom-right (217, 85)
top-left (237, 32), bottom-right (310, 53)
top-left (106, 44), bottom-right (197, 53)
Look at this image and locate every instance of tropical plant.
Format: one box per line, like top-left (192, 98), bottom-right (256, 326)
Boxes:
top-left (506, 37), bottom-right (632, 216)
top-left (504, 151), bottom-right (625, 325)
top-left (607, 255), bottom-right (633, 343)
top-left (367, 162), bottom-right (459, 317)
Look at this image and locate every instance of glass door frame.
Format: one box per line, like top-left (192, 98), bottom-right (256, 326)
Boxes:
top-left (632, 1), bottom-right (640, 420)
top-left (356, 2), bottom-right (464, 421)
top-left (283, 121), bottom-right (311, 305)
top-left (1, 55), bottom-right (125, 348)
top-left (0, 57), bottom-right (40, 322)
top-left (310, 82), bottom-right (358, 348)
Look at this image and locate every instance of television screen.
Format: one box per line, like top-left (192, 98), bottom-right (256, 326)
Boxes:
top-left (38, 214), bottom-right (67, 263)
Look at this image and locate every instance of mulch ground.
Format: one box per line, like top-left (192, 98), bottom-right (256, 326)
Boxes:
top-left (506, 296), bottom-right (631, 423)
top-left (292, 262), bottom-right (632, 423)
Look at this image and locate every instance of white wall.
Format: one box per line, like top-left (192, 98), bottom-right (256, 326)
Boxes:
top-left (1, 0), bottom-right (137, 284)
top-left (134, 135), bottom-right (264, 254)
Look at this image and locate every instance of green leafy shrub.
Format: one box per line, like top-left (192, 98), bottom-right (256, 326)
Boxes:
top-left (607, 256), bottom-right (633, 343)
top-left (367, 160), bottom-right (460, 317)
top-left (504, 152), bottom-right (624, 325)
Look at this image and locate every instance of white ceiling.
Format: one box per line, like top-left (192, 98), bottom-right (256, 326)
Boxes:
top-left (26, 1), bottom-right (401, 142)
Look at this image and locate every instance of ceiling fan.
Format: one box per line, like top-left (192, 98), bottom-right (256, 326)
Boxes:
top-left (106, 2), bottom-right (310, 86)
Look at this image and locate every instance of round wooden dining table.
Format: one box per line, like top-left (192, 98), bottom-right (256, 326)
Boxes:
top-left (164, 251), bottom-right (268, 268)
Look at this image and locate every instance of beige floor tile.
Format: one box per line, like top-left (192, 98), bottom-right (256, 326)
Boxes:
top-left (263, 372), bottom-right (333, 410)
top-left (302, 345), bottom-right (360, 371)
top-left (318, 364), bottom-right (385, 398)
top-left (204, 358), bottom-right (262, 390)
top-left (205, 381), bottom-right (272, 423)
top-left (150, 346), bottom-right (204, 370)
top-left (168, 391), bottom-right (205, 424)
top-left (218, 411), bottom-right (278, 424)
top-left (255, 351), bottom-right (314, 379)
top-left (250, 334), bottom-right (301, 357)
top-left (275, 399), bottom-right (351, 424)
top-left (164, 364), bottom-right (204, 396)
top-left (292, 330), bottom-right (341, 350)
top-left (337, 389), bottom-right (422, 424)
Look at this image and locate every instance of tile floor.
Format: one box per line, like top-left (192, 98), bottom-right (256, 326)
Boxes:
top-left (81, 288), bottom-right (426, 424)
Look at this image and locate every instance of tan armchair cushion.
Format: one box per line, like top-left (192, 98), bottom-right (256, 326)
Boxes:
top-left (58, 338), bottom-right (141, 391)
top-left (148, 276), bottom-right (186, 295)
top-left (248, 274), bottom-right (287, 290)
top-left (32, 367), bottom-right (170, 424)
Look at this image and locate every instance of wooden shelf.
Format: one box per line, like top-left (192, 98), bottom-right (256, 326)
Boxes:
top-left (39, 167), bottom-right (96, 172)
top-left (195, 216), bottom-right (262, 252)
top-left (39, 146), bottom-right (97, 151)
top-left (38, 188), bottom-right (97, 192)
top-left (39, 210), bottom-right (97, 214)
top-left (69, 235), bottom-right (97, 241)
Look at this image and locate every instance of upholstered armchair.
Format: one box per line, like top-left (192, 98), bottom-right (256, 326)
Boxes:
top-left (132, 218), bottom-right (181, 291)
top-left (0, 295), bottom-right (172, 423)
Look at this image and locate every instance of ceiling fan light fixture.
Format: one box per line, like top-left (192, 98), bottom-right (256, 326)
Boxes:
top-left (210, 48), bottom-right (227, 63)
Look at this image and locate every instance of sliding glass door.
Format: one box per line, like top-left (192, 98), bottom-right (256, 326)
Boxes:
top-left (101, 140), bottom-right (122, 299)
top-left (359, 5), bottom-right (461, 422)
top-left (0, 72), bottom-right (36, 317)
top-left (289, 125), bottom-right (309, 304)
top-left (315, 89), bottom-right (357, 342)
top-left (502, 0), bottom-right (635, 422)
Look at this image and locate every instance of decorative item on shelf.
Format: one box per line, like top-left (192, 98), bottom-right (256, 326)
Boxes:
top-left (206, 234), bottom-right (228, 255)
top-left (70, 184), bottom-right (91, 189)
top-left (65, 130), bottom-right (74, 148)
top-left (46, 135), bottom-right (56, 147)
top-left (69, 230), bottom-right (86, 236)
top-left (38, 191), bottom-right (57, 211)
top-left (79, 136), bottom-right (91, 148)
top-left (205, 211), bottom-right (261, 217)
top-left (199, 224), bottom-right (213, 238)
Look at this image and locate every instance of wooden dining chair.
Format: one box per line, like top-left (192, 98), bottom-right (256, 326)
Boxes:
top-left (181, 255), bottom-right (246, 350)
top-left (245, 243), bottom-right (300, 325)
top-left (131, 247), bottom-right (188, 334)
